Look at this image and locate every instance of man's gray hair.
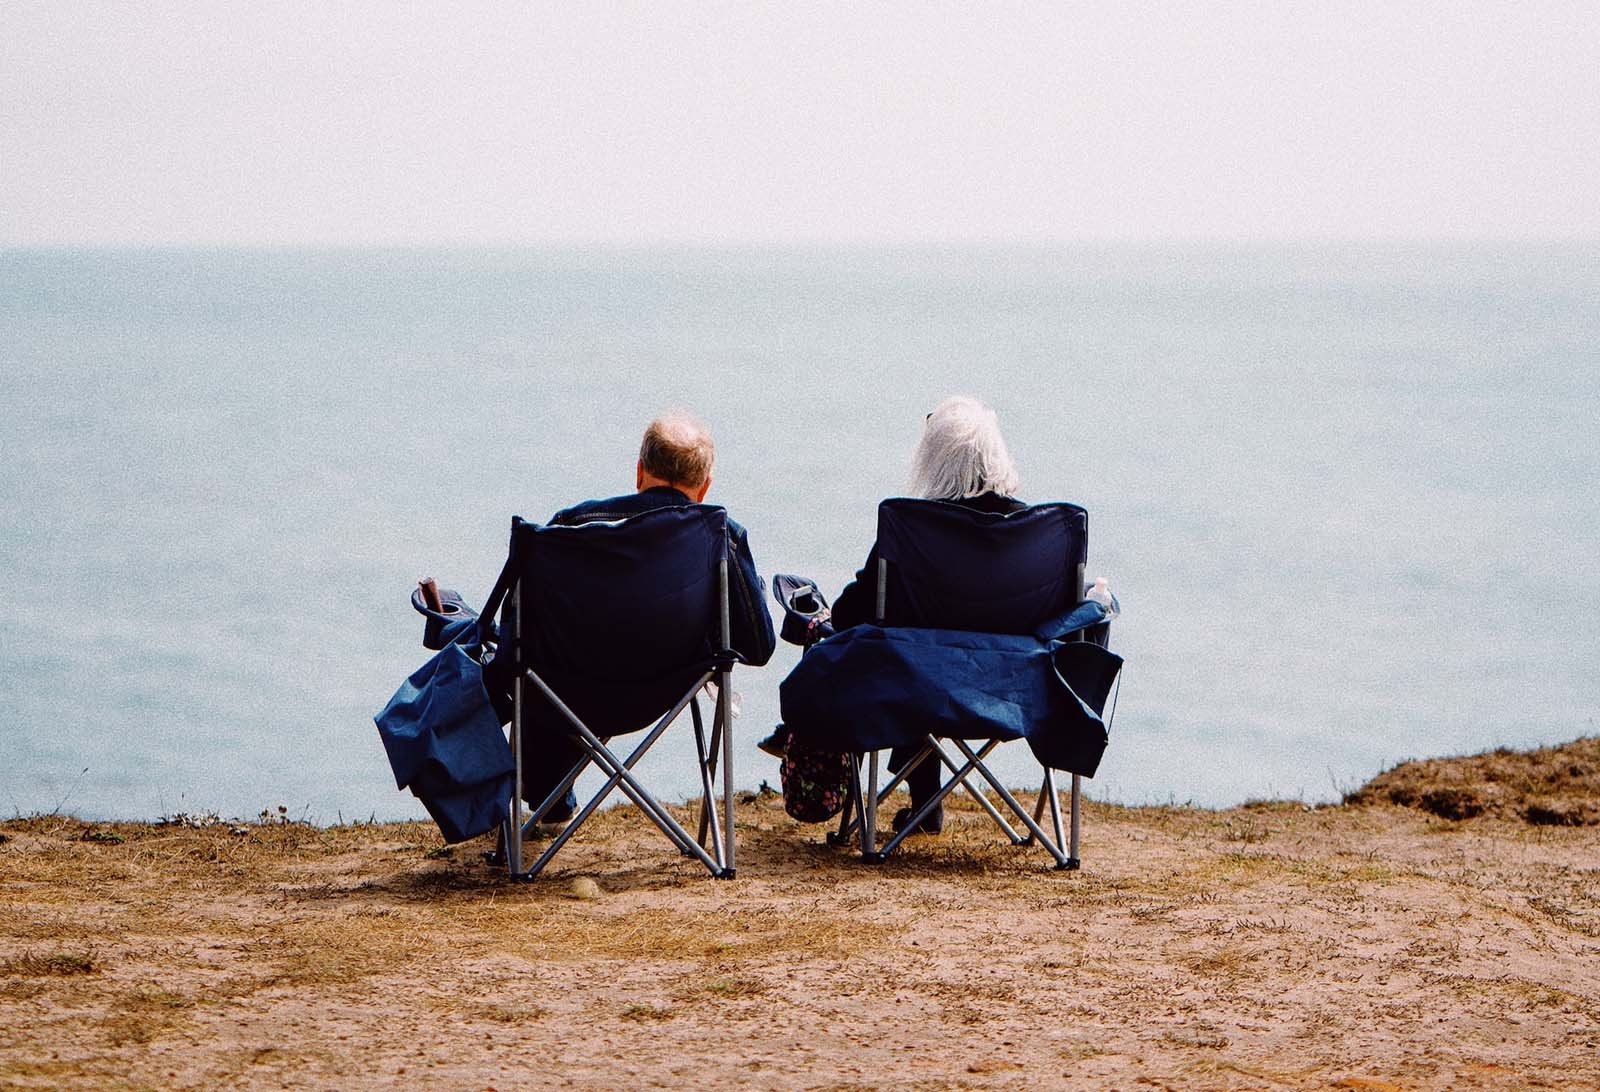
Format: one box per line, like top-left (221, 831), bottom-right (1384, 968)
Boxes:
top-left (639, 411), bottom-right (716, 488)
top-left (908, 395), bottom-right (1020, 500)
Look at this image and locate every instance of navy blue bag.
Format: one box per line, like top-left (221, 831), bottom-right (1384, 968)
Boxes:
top-left (375, 618), bottom-right (514, 843)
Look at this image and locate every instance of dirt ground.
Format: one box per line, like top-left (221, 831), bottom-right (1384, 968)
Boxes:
top-left (3, 743), bottom-right (1599, 1091)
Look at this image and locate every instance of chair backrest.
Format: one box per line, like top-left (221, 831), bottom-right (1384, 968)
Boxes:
top-left (874, 498), bottom-right (1086, 635)
top-left (507, 504), bottom-right (729, 734)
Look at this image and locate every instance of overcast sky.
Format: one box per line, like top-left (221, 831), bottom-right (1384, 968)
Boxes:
top-left (3, 2), bottom-right (1597, 245)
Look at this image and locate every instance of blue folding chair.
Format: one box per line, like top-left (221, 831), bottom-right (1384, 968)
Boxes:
top-left (784, 499), bottom-right (1121, 869)
top-left (489, 505), bottom-right (741, 879)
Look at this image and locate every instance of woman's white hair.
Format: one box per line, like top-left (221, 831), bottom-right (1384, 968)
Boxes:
top-left (908, 395), bottom-right (1020, 500)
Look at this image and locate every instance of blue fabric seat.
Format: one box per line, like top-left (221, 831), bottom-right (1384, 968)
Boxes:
top-left (495, 504), bottom-right (745, 879)
top-left (779, 498), bottom-right (1122, 868)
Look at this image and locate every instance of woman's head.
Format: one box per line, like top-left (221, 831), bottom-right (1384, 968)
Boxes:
top-left (908, 395), bottom-right (1019, 501)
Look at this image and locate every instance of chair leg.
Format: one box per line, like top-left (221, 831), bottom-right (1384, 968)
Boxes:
top-left (924, 739), bottom-right (1023, 844)
top-left (828, 776), bottom-right (859, 846)
top-left (692, 697), bottom-right (719, 849)
top-left (1069, 773), bottom-right (1082, 869)
top-left (523, 724), bottom-right (716, 878)
top-left (1026, 773), bottom-right (1049, 844)
top-left (830, 756), bottom-right (868, 847)
top-left (521, 719), bottom-right (697, 877)
top-left (1022, 770), bottom-right (1074, 862)
top-left (872, 742), bottom-right (1021, 843)
top-left (835, 747), bottom-right (919, 845)
top-left (1045, 769), bottom-right (1068, 856)
top-left (871, 740), bottom-right (994, 859)
top-left (947, 739), bottom-right (1074, 869)
top-left (517, 669), bottom-right (723, 878)
top-left (719, 668), bottom-right (736, 877)
top-left (690, 697), bottom-right (725, 868)
top-left (496, 762), bottom-right (594, 862)
top-left (863, 750), bottom-right (880, 860)
top-left (579, 726), bottom-right (712, 861)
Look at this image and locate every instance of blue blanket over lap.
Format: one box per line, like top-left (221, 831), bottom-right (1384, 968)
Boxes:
top-left (778, 606), bottom-right (1122, 778)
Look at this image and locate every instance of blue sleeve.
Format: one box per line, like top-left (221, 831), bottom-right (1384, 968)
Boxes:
top-left (830, 545), bottom-right (880, 630)
top-left (727, 519), bottom-right (777, 667)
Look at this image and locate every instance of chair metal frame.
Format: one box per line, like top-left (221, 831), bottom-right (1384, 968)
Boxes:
top-left (500, 515), bottom-right (739, 881)
top-left (828, 512), bottom-right (1107, 870)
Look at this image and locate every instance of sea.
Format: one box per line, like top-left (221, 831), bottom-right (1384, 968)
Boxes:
top-left (2, 245), bottom-right (1596, 823)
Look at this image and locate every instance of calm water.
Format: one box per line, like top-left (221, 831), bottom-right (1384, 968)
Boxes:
top-left (2, 245), bottom-right (1597, 822)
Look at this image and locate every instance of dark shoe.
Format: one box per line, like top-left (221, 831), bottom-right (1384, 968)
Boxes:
top-left (483, 826), bottom-right (508, 867)
top-left (756, 725), bottom-right (791, 758)
top-left (892, 803), bottom-right (944, 835)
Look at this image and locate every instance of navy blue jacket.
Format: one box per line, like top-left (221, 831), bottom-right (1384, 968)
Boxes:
top-left (550, 486), bottom-right (776, 667)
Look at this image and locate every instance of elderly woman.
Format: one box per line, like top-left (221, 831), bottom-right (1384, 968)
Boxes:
top-left (825, 394), bottom-right (1025, 834)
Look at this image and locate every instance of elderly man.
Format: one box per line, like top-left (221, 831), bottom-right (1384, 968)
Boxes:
top-left (519, 412), bottom-right (776, 824)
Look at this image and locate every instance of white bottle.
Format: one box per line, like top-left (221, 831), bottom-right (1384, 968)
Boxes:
top-left (1086, 576), bottom-right (1118, 618)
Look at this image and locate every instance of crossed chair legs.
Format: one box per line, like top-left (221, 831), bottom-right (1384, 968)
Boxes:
top-left (828, 738), bottom-right (1082, 869)
top-left (500, 669), bottom-right (739, 881)
top-left (494, 678), bottom-right (1080, 878)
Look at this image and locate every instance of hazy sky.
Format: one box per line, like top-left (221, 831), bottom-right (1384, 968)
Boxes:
top-left (4, 2), bottom-right (1598, 245)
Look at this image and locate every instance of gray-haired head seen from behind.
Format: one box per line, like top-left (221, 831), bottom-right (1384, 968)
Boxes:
top-left (908, 395), bottom-right (1020, 501)
top-left (636, 411), bottom-right (716, 501)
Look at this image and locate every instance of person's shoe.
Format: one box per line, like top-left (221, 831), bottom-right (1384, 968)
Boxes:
top-left (892, 803), bottom-right (944, 835)
top-left (482, 815), bottom-right (566, 861)
top-left (756, 725), bottom-right (791, 758)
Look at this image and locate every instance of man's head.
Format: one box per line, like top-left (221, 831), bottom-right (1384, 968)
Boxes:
top-left (636, 412), bottom-right (716, 501)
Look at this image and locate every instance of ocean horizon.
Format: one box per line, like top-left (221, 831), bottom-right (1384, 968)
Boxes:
top-left (3, 243), bottom-right (1596, 823)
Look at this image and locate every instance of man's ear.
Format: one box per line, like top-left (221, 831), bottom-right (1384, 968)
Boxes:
top-left (692, 475), bottom-right (712, 502)
top-left (636, 461), bottom-right (646, 491)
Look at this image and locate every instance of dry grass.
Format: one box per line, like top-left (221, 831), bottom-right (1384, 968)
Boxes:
top-left (2, 745), bottom-right (1599, 1089)
top-left (1348, 736), bottom-right (1600, 824)
top-left (1, 948), bottom-right (100, 977)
